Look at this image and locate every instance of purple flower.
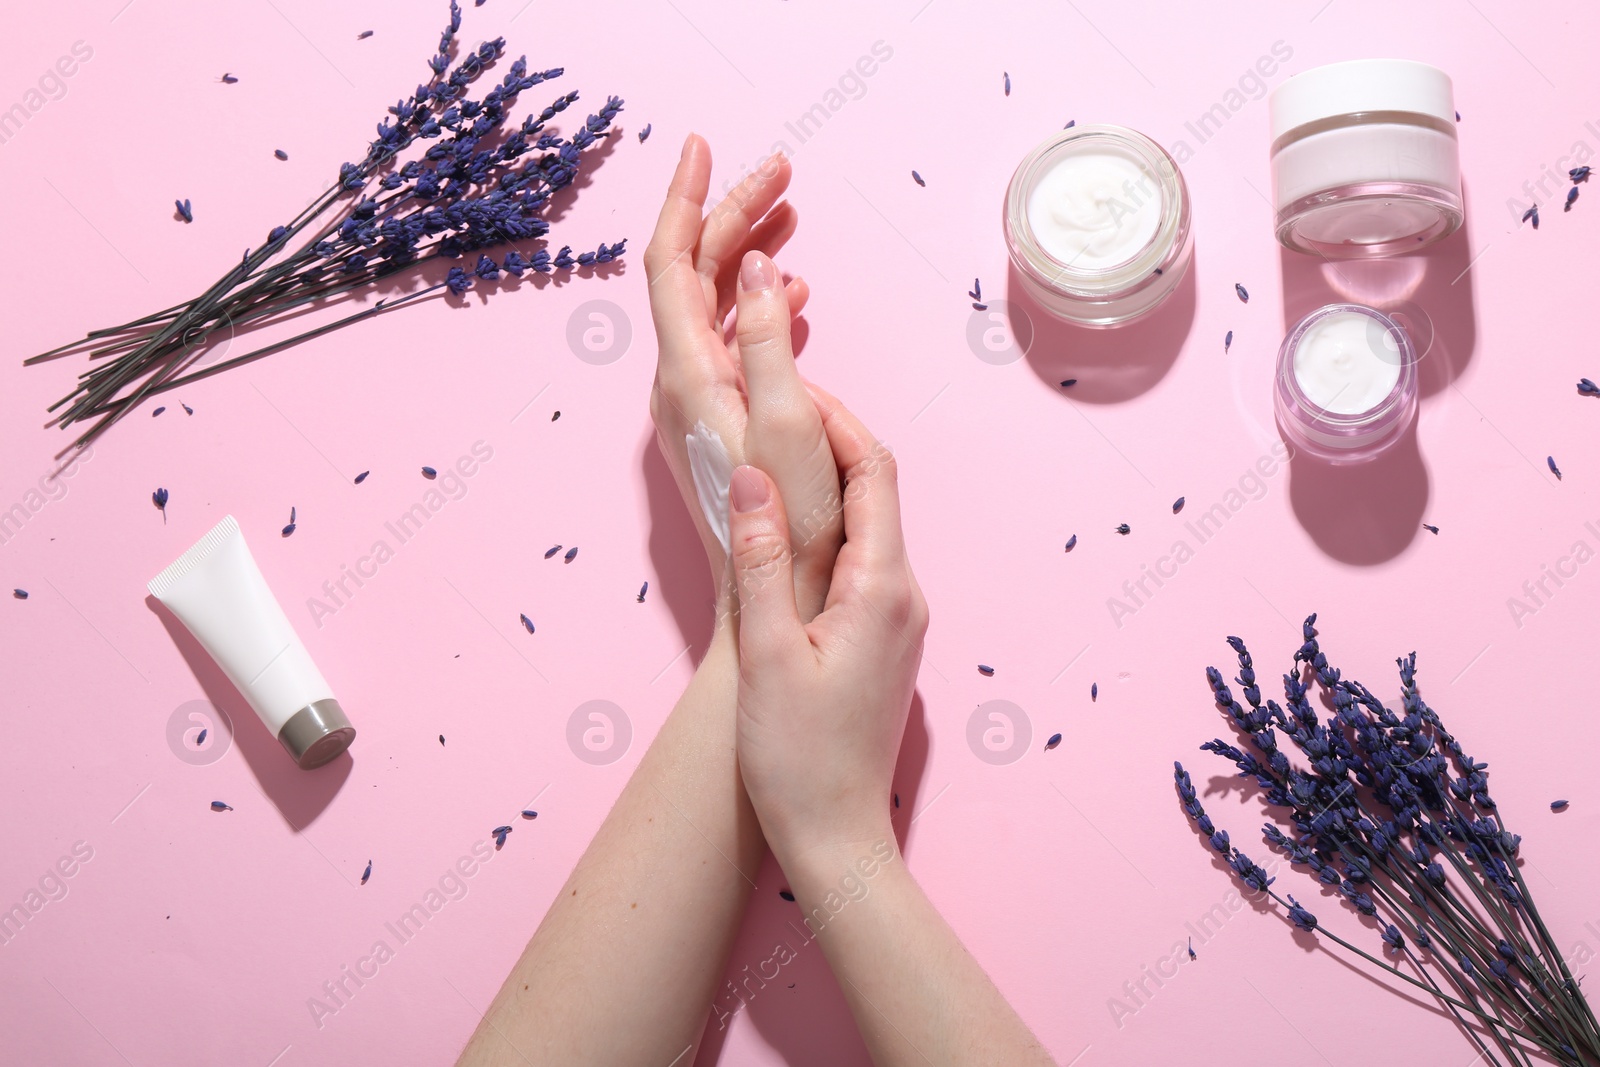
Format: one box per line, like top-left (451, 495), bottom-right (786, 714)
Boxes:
top-left (474, 253), bottom-right (500, 280)
top-left (1286, 896), bottom-right (1318, 932)
top-left (502, 250), bottom-right (527, 276)
top-left (446, 266), bottom-right (472, 295)
top-left (175, 199), bottom-right (193, 223)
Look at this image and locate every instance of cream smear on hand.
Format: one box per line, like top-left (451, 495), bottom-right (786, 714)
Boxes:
top-left (685, 420), bottom-right (734, 553)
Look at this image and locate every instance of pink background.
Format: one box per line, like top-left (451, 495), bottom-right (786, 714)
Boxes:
top-left (3, 0), bottom-right (1598, 1063)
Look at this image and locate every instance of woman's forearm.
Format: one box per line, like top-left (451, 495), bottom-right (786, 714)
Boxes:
top-left (456, 625), bottom-right (761, 1066)
top-left (785, 838), bottom-right (1058, 1067)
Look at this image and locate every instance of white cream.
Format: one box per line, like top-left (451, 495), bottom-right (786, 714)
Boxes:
top-left (1026, 147), bottom-right (1161, 269)
top-left (149, 515), bottom-right (355, 768)
top-left (1292, 311), bottom-right (1401, 414)
top-left (685, 420), bottom-right (734, 553)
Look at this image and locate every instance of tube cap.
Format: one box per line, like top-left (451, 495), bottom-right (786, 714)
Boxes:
top-left (1270, 59), bottom-right (1455, 141)
top-left (278, 699), bottom-right (356, 769)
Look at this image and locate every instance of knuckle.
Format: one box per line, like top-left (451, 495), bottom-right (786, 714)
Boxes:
top-left (734, 530), bottom-right (790, 588)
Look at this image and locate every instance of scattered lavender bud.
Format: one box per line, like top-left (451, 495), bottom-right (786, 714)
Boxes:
top-left (153, 487), bottom-right (169, 522)
top-left (893, 793), bottom-right (899, 809)
top-left (779, 889), bottom-right (796, 901)
top-left (492, 825), bottom-right (513, 836)
top-left (361, 860), bottom-right (372, 883)
top-left (439, 734), bottom-right (445, 746)
top-left (564, 546), bottom-right (579, 563)
top-left (520, 613), bottom-right (535, 634)
top-left (1566, 187), bottom-right (1579, 211)
top-left (1060, 378), bottom-right (1078, 388)
top-left (1572, 166), bottom-right (1591, 183)
top-left (1152, 267), bottom-right (1163, 275)
top-left (1045, 732), bottom-right (1062, 751)
top-left (969, 278), bottom-right (982, 301)
top-left (1173, 497), bottom-right (1185, 514)
top-left (638, 123), bottom-right (651, 143)
top-left (978, 664), bottom-right (995, 676)
top-left (1065, 534), bottom-right (1077, 551)
top-left (911, 170), bottom-right (925, 187)
top-left (220, 73), bottom-right (238, 84)
top-left (282, 506), bottom-right (296, 537)
top-left (153, 406), bottom-right (166, 417)
top-left (551, 411), bottom-right (561, 421)
top-left (182, 402), bottom-right (193, 415)
top-left (12, 589), bottom-right (27, 600)
top-left (1187, 938), bottom-right (1196, 960)
top-left (175, 199), bottom-right (193, 223)
top-left (544, 545), bottom-right (562, 559)
top-left (196, 728), bottom-right (207, 745)
top-left (1523, 204), bottom-right (1540, 229)
top-left (521, 810), bottom-right (538, 819)
top-left (357, 29), bottom-right (374, 39)
top-left (421, 466), bottom-right (437, 479)
top-left (972, 301), bottom-right (988, 311)
top-left (1234, 283), bottom-right (1249, 303)
top-left (274, 149), bottom-right (288, 161)
top-left (1454, 110), bottom-right (1460, 121)
top-left (354, 471), bottom-right (370, 484)
top-left (494, 830), bottom-right (508, 849)
top-left (1224, 330), bottom-right (1233, 353)
top-left (637, 581), bottom-right (648, 603)
top-left (1063, 119), bottom-right (1075, 128)
top-left (1551, 799), bottom-right (1569, 811)
top-left (1548, 455), bottom-right (1562, 479)
top-left (1003, 71), bottom-right (1011, 96)
top-left (1578, 378), bottom-right (1599, 396)
top-left (210, 801), bottom-right (232, 811)
top-left (1091, 682), bottom-right (1098, 700)
top-left (1423, 523), bottom-right (1439, 534)
top-left (1115, 523), bottom-right (1130, 534)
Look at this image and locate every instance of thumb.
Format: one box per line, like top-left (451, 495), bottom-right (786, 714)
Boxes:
top-left (728, 465), bottom-right (804, 660)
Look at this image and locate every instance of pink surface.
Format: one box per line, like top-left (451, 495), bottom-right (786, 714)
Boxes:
top-left (3, 0), bottom-right (1598, 1064)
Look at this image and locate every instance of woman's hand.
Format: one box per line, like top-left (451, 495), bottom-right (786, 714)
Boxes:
top-left (725, 386), bottom-right (928, 868)
top-left (644, 134), bottom-right (844, 622)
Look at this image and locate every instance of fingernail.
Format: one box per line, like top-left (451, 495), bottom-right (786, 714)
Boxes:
top-left (730, 466), bottom-right (770, 513)
top-left (740, 251), bottom-right (776, 293)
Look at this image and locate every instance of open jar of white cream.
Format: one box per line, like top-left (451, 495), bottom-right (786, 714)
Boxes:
top-left (1004, 125), bottom-right (1192, 327)
top-left (1268, 59), bottom-right (1462, 257)
top-left (1274, 303), bottom-right (1418, 463)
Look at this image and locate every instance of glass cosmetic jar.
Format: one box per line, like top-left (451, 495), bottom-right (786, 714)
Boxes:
top-left (1003, 125), bottom-right (1193, 328)
top-left (1274, 303), bottom-right (1418, 463)
top-left (1268, 59), bottom-right (1462, 258)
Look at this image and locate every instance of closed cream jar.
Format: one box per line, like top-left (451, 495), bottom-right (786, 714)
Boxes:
top-left (1268, 59), bottom-right (1462, 258)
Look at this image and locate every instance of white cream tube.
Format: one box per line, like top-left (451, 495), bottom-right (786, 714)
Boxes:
top-left (149, 515), bottom-right (355, 769)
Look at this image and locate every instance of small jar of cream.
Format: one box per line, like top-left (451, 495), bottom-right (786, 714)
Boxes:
top-left (1274, 303), bottom-right (1418, 463)
top-left (1269, 59), bottom-right (1461, 257)
top-left (1004, 125), bottom-right (1193, 327)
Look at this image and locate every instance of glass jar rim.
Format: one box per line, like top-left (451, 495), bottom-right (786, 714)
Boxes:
top-left (1276, 303), bottom-right (1418, 432)
top-left (1003, 125), bottom-right (1189, 298)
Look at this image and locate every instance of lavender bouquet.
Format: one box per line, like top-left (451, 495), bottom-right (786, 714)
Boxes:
top-left (27, 0), bottom-right (624, 450)
top-left (1176, 615), bottom-right (1598, 1066)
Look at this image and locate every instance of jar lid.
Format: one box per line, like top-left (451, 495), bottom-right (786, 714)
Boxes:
top-left (1269, 59), bottom-right (1455, 141)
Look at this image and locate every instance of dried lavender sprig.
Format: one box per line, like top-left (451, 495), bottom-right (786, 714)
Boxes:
top-left (1195, 629), bottom-right (1600, 1063)
top-left (1207, 636), bottom-right (1589, 1055)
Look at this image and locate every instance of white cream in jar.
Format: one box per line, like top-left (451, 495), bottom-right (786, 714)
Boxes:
top-left (1003, 125), bottom-right (1193, 328)
top-left (1025, 147), bottom-right (1161, 270)
top-left (1291, 310), bottom-right (1402, 414)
